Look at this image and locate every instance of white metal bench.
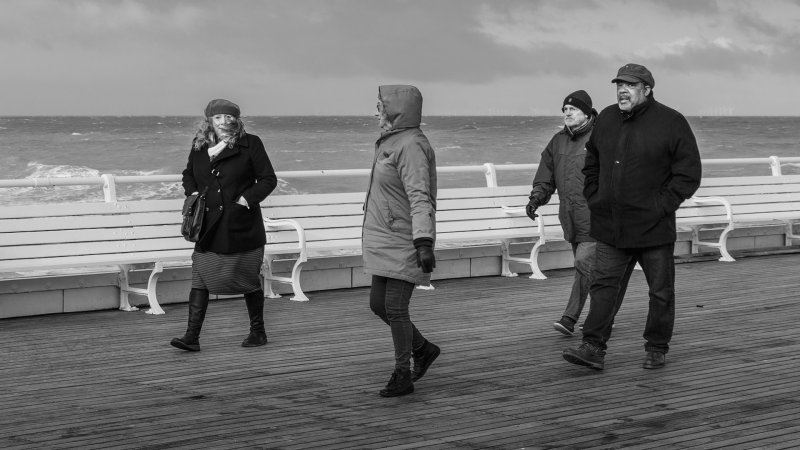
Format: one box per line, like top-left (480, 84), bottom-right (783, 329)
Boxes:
top-left (261, 186), bottom-right (563, 284)
top-left (679, 175), bottom-right (800, 261)
top-left (258, 192), bottom-right (365, 301)
top-left (451, 177), bottom-right (800, 275)
top-left (0, 200), bottom-right (304, 314)
top-left (436, 185), bottom-right (562, 280)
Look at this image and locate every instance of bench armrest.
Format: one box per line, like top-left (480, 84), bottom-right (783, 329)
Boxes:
top-left (264, 218), bottom-right (307, 255)
top-left (688, 195), bottom-right (733, 222)
top-left (501, 206), bottom-right (545, 242)
top-left (263, 217), bottom-right (310, 301)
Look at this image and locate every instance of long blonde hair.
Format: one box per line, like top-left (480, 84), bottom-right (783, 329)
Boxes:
top-left (192, 117), bottom-right (246, 151)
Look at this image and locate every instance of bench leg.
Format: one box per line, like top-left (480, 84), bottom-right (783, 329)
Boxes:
top-left (716, 225), bottom-right (735, 262)
top-left (501, 240), bottom-right (547, 280)
top-left (117, 264), bottom-right (166, 314)
top-left (261, 256), bottom-right (282, 299)
top-left (500, 241), bottom-right (519, 278)
top-left (691, 226), bottom-right (736, 262)
top-left (117, 265), bottom-right (139, 312)
top-left (261, 255), bottom-right (310, 302)
top-left (144, 262), bottom-right (166, 315)
top-left (784, 220), bottom-right (799, 246)
top-left (288, 258), bottom-right (309, 302)
top-left (526, 240), bottom-right (547, 280)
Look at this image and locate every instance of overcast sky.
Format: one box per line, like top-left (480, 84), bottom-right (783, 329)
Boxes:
top-left (4, 0), bottom-right (800, 116)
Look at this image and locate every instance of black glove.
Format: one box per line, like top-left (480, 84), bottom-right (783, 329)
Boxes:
top-left (414, 238), bottom-right (436, 273)
top-left (525, 199), bottom-right (539, 220)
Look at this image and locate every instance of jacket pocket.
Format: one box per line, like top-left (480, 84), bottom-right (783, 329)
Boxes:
top-left (655, 192), bottom-right (670, 218)
top-left (228, 203), bottom-right (253, 232)
top-left (384, 204), bottom-right (411, 234)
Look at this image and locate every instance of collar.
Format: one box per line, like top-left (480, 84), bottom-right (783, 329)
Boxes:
top-left (620, 95), bottom-right (654, 120)
top-left (565, 115), bottom-right (594, 138)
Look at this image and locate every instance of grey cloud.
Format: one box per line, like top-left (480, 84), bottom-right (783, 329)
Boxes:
top-left (648, 0), bottom-right (722, 14)
top-left (636, 41), bottom-right (800, 80)
top-left (226, 0), bottom-right (609, 83)
top-left (730, 8), bottom-right (785, 36)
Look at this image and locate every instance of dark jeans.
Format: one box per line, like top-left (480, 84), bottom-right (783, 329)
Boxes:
top-left (562, 241), bottom-right (596, 322)
top-left (369, 275), bottom-right (426, 371)
top-left (582, 241), bottom-right (675, 354)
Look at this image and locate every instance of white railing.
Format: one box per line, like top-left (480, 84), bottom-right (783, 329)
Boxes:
top-left (1, 157), bottom-right (799, 202)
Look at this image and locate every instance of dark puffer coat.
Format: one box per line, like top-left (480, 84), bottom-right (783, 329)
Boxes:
top-left (583, 95), bottom-right (701, 248)
top-left (182, 133), bottom-right (278, 254)
top-left (529, 117), bottom-right (595, 243)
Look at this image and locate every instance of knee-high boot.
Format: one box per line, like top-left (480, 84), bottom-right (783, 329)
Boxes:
top-left (242, 289), bottom-right (268, 347)
top-left (170, 288), bottom-right (209, 352)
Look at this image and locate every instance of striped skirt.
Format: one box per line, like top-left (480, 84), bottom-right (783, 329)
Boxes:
top-left (191, 247), bottom-right (264, 295)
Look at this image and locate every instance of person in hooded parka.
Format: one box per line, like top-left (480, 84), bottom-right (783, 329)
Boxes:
top-left (364, 85), bottom-right (441, 397)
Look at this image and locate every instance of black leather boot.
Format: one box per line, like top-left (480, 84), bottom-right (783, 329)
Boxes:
top-left (379, 367), bottom-right (414, 397)
top-left (170, 288), bottom-right (209, 352)
top-left (241, 290), bottom-right (268, 347)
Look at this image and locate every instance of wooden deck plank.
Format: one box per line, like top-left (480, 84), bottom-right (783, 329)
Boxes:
top-left (2, 253), bottom-right (800, 448)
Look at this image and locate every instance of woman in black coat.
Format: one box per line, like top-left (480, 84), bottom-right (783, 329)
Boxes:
top-left (171, 99), bottom-right (278, 352)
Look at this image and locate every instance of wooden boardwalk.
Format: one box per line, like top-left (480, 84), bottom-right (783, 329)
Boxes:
top-left (2, 253), bottom-right (800, 449)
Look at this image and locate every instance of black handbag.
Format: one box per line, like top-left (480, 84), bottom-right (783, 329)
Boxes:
top-left (181, 187), bottom-right (208, 242)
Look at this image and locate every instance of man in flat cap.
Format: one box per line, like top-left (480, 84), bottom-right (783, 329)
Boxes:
top-left (562, 63), bottom-right (702, 370)
top-left (526, 90), bottom-right (598, 337)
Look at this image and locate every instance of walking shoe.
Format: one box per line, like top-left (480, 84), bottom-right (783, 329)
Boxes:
top-left (379, 368), bottom-right (414, 397)
top-left (562, 342), bottom-right (606, 370)
top-left (241, 332), bottom-right (268, 347)
top-left (553, 316), bottom-right (576, 336)
top-left (643, 351), bottom-right (666, 369)
top-left (170, 335), bottom-right (200, 352)
top-left (412, 340), bottom-right (441, 382)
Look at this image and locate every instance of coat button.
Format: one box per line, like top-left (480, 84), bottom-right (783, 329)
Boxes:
top-left (219, 206), bottom-right (223, 211)
top-left (217, 189), bottom-right (221, 193)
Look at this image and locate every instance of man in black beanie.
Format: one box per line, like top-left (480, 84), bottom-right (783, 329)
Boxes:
top-left (562, 63), bottom-right (701, 370)
top-left (526, 90), bottom-right (597, 336)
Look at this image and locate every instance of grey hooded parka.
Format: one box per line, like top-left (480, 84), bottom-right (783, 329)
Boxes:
top-left (362, 85), bottom-right (437, 285)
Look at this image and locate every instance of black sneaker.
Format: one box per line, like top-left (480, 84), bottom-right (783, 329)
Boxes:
top-left (379, 368), bottom-right (414, 397)
top-left (553, 316), bottom-right (576, 336)
top-left (563, 342), bottom-right (606, 370)
top-left (412, 341), bottom-right (440, 382)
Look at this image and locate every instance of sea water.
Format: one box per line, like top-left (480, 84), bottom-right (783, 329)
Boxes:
top-left (1, 116), bottom-right (799, 204)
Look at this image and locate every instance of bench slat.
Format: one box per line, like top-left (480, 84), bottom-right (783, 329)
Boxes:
top-left (0, 225), bottom-right (183, 246)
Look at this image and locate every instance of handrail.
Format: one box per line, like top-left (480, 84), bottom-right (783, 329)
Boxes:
top-left (1, 156), bottom-right (799, 202)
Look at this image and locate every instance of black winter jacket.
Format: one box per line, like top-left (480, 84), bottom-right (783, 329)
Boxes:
top-left (530, 118), bottom-right (595, 243)
top-left (583, 95), bottom-right (701, 248)
top-left (182, 133), bottom-right (278, 254)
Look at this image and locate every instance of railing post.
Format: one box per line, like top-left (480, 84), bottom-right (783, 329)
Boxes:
top-left (768, 156), bottom-right (782, 176)
top-left (101, 174), bottom-right (117, 202)
top-left (483, 163), bottom-right (498, 187)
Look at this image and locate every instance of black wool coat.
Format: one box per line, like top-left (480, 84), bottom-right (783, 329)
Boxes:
top-left (182, 133), bottom-right (278, 254)
top-left (583, 95), bottom-right (702, 248)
